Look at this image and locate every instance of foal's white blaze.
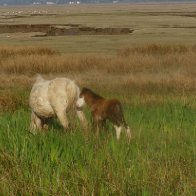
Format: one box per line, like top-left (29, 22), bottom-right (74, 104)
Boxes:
top-left (76, 96), bottom-right (85, 108)
top-left (114, 125), bottom-right (122, 140)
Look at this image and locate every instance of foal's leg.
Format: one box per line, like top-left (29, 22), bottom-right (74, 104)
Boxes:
top-left (117, 118), bottom-right (132, 140)
top-left (92, 117), bottom-right (102, 137)
top-left (114, 123), bottom-right (132, 140)
top-left (93, 119), bottom-right (100, 137)
top-left (118, 119), bottom-right (132, 140)
top-left (92, 112), bottom-right (100, 136)
top-left (100, 119), bottom-right (107, 129)
top-left (119, 115), bottom-right (132, 140)
top-left (113, 124), bottom-right (122, 140)
top-left (108, 113), bottom-right (123, 139)
top-left (125, 125), bottom-right (131, 140)
top-left (110, 106), bottom-right (131, 140)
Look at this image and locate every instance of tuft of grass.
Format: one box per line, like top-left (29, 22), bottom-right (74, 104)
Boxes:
top-left (0, 89), bottom-right (29, 113)
top-left (118, 43), bottom-right (192, 56)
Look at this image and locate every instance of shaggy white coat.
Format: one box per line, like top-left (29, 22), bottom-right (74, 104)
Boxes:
top-left (29, 75), bottom-right (87, 132)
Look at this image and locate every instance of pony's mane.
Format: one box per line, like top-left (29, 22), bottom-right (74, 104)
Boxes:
top-left (35, 74), bottom-right (45, 83)
top-left (82, 88), bottom-right (103, 100)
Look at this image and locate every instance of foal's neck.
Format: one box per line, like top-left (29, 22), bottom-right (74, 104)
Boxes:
top-left (85, 91), bottom-right (103, 107)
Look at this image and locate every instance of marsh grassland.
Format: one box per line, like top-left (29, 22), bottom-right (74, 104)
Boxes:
top-left (0, 3), bottom-right (196, 195)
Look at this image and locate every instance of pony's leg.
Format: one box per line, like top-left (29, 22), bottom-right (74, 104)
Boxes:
top-left (30, 111), bottom-right (42, 134)
top-left (56, 110), bottom-right (69, 131)
top-left (76, 109), bottom-right (88, 130)
top-left (42, 118), bottom-right (49, 131)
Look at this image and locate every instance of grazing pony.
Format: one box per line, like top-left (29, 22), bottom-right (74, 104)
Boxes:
top-left (29, 75), bottom-right (87, 133)
top-left (76, 87), bottom-right (131, 140)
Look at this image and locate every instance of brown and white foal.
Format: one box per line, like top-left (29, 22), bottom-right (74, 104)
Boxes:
top-left (76, 87), bottom-right (131, 140)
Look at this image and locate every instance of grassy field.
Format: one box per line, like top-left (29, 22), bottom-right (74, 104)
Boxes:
top-left (0, 102), bottom-right (195, 195)
top-left (0, 3), bottom-right (196, 195)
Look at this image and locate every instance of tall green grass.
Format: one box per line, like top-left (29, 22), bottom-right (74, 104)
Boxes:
top-left (0, 101), bottom-right (195, 195)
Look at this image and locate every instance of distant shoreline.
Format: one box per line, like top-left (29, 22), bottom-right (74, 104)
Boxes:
top-left (1, 1), bottom-right (196, 7)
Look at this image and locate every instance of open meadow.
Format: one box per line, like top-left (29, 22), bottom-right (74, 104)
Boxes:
top-left (0, 3), bottom-right (195, 195)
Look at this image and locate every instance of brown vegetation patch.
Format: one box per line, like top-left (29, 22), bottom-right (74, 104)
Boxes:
top-left (48, 26), bottom-right (133, 36)
top-left (0, 46), bottom-right (58, 58)
top-left (0, 24), bottom-right (133, 36)
top-left (0, 24), bottom-right (51, 33)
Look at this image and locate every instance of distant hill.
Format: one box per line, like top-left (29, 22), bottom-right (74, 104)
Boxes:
top-left (0, 0), bottom-right (195, 6)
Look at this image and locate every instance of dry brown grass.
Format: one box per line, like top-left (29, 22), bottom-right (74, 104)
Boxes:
top-left (118, 43), bottom-right (191, 56)
top-left (0, 44), bottom-right (196, 75)
top-left (0, 44), bottom-right (195, 112)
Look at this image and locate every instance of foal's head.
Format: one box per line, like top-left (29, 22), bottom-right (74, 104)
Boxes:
top-left (76, 87), bottom-right (103, 109)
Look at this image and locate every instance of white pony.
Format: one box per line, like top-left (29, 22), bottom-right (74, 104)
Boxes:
top-left (29, 75), bottom-right (87, 133)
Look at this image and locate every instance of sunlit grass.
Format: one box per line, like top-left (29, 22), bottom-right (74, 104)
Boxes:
top-left (0, 100), bottom-right (195, 195)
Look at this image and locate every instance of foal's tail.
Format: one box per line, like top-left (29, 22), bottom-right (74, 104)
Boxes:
top-left (114, 102), bottom-right (132, 140)
top-left (113, 102), bottom-right (127, 127)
